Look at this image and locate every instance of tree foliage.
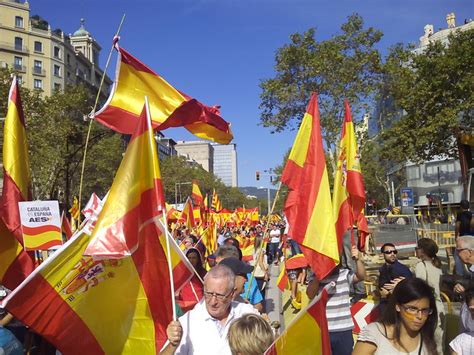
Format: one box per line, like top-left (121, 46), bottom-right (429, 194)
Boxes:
top-left (381, 29), bottom-right (474, 162)
top-left (260, 13), bottom-right (383, 168)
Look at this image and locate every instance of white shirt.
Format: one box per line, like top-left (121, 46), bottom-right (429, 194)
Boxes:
top-left (269, 229), bottom-right (281, 244)
top-left (174, 299), bottom-right (257, 355)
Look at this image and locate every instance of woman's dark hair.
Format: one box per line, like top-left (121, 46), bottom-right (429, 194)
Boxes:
top-left (381, 278), bottom-right (438, 355)
top-left (417, 238), bottom-right (442, 269)
top-left (186, 248), bottom-right (205, 275)
top-left (465, 287), bottom-right (474, 305)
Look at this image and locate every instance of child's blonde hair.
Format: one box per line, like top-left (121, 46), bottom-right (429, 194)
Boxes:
top-left (228, 313), bottom-right (274, 355)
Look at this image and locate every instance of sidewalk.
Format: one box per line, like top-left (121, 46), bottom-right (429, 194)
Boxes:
top-left (265, 263), bottom-right (284, 331)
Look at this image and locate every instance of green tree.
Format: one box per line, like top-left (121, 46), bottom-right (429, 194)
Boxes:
top-left (259, 14), bottom-right (383, 169)
top-left (381, 29), bottom-right (474, 162)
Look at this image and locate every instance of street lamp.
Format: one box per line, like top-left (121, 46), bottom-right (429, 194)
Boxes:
top-left (174, 181), bottom-right (192, 205)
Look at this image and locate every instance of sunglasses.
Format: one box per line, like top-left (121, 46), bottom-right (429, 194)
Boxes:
top-left (383, 250), bottom-right (398, 255)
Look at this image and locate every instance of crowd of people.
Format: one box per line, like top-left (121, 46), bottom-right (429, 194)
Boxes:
top-left (1, 201), bottom-right (473, 355)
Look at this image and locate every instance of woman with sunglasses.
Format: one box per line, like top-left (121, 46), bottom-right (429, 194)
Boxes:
top-left (414, 238), bottom-right (445, 354)
top-left (353, 278), bottom-right (438, 355)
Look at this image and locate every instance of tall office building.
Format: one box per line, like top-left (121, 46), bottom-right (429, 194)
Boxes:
top-left (174, 141), bottom-right (214, 173)
top-left (0, 0), bottom-right (111, 96)
top-left (213, 143), bottom-right (238, 187)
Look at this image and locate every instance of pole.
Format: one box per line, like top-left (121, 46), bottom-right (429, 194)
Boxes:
top-left (267, 187), bottom-right (271, 217)
top-left (175, 183), bottom-right (178, 206)
top-left (391, 180), bottom-right (395, 207)
top-left (77, 14), bottom-right (126, 223)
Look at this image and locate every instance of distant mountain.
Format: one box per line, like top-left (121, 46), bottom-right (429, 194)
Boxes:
top-left (239, 186), bottom-right (278, 200)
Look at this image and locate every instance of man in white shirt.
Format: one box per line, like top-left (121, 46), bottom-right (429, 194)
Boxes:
top-left (162, 264), bottom-right (257, 355)
top-left (268, 224), bottom-right (281, 264)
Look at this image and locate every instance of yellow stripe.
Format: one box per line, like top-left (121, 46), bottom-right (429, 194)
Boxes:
top-left (43, 233), bottom-right (155, 354)
top-left (304, 168), bottom-right (339, 262)
top-left (3, 100), bottom-right (30, 198)
top-left (91, 131), bottom-right (160, 241)
top-left (111, 62), bottom-right (187, 122)
top-left (345, 121), bottom-right (361, 173)
top-left (274, 309), bottom-right (323, 353)
top-left (23, 230), bottom-right (62, 250)
top-left (0, 221), bottom-right (23, 279)
top-left (287, 112), bottom-right (312, 168)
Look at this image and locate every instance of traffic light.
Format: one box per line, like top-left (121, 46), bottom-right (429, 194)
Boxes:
top-left (256, 171), bottom-right (260, 181)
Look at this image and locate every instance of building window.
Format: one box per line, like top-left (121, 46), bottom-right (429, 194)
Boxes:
top-left (15, 16), bottom-right (23, 28)
top-left (34, 41), bottom-right (43, 53)
top-left (17, 76), bottom-right (23, 85)
top-left (406, 166), bottom-right (420, 181)
top-left (54, 83), bottom-right (61, 91)
top-left (67, 54), bottom-right (70, 64)
top-left (54, 65), bottom-right (61, 77)
top-left (33, 60), bottom-right (42, 75)
top-left (14, 56), bottom-right (23, 71)
top-left (34, 79), bottom-right (42, 89)
top-left (54, 46), bottom-right (61, 59)
top-left (14, 37), bottom-right (23, 51)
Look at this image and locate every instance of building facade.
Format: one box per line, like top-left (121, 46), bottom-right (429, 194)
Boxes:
top-left (212, 143), bottom-right (238, 187)
top-left (174, 141), bottom-right (214, 173)
top-left (0, 0), bottom-right (111, 96)
top-left (155, 131), bottom-right (177, 161)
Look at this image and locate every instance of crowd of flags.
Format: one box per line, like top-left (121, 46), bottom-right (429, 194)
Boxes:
top-left (0, 39), bottom-right (367, 354)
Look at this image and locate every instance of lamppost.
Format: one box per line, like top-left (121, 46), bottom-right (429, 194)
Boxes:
top-left (174, 181), bottom-right (192, 205)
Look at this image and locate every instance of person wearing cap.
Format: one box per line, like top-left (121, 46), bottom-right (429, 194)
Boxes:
top-left (219, 257), bottom-right (254, 303)
top-left (162, 264), bottom-right (257, 355)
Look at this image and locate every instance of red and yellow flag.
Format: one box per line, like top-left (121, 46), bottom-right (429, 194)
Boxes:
top-left (0, 76), bottom-right (35, 289)
top-left (3, 103), bottom-right (174, 353)
top-left (93, 46), bottom-right (233, 144)
top-left (211, 189), bottom-right (222, 212)
top-left (333, 100), bottom-right (366, 247)
top-left (178, 197), bottom-right (196, 229)
top-left (265, 286), bottom-right (331, 355)
top-left (281, 93), bottom-right (339, 280)
top-left (191, 180), bottom-right (203, 206)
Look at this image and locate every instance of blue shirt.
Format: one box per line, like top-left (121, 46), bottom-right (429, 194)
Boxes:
top-left (378, 260), bottom-right (412, 288)
top-left (240, 273), bottom-right (263, 305)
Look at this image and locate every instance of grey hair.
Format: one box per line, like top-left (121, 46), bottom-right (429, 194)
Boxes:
top-left (205, 264), bottom-right (235, 291)
top-left (458, 236), bottom-right (474, 250)
top-left (216, 244), bottom-right (240, 259)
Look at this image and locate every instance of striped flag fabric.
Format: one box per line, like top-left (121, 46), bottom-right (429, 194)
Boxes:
top-left (333, 100), bottom-right (366, 247)
top-left (2, 102), bottom-right (174, 353)
top-left (0, 76), bottom-right (35, 290)
top-left (92, 45), bottom-right (233, 144)
top-left (191, 180), bottom-right (203, 206)
top-left (211, 189), bottom-right (222, 212)
top-left (179, 197), bottom-right (196, 229)
top-left (265, 284), bottom-right (332, 355)
top-left (61, 212), bottom-right (73, 241)
top-left (281, 93), bottom-right (339, 280)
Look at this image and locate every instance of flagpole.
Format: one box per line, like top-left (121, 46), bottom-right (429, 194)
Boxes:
top-left (77, 14), bottom-right (126, 224)
top-left (245, 182), bottom-right (282, 300)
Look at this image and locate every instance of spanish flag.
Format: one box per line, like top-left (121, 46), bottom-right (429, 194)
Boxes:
top-left (0, 76), bottom-right (35, 289)
top-left (281, 93), bottom-right (339, 280)
top-left (93, 45), bottom-right (233, 144)
top-left (191, 180), bottom-right (204, 206)
top-left (3, 103), bottom-right (173, 353)
top-left (179, 197), bottom-right (196, 229)
top-left (265, 284), bottom-right (331, 355)
top-left (333, 99), bottom-right (366, 247)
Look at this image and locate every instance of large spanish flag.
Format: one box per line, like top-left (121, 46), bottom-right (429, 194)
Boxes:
top-left (93, 46), bottom-right (233, 144)
top-left (333, 99), bottom-right (366, 247)
top-left (0, 76), bottom-right (35, 289)
top-left (3, 103), bottom-right (173, 354)
top-left (265, 285), bottom-right (331, 355)
top-left (281, 93), bottom-right (339, 280)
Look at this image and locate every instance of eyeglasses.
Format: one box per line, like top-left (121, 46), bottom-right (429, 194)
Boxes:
top-left (203, 289), bottom-right (234, 301)
top-left (383, 250), bottom-right (398, 255)
top-left (400, 304), bottom-right (433, 316)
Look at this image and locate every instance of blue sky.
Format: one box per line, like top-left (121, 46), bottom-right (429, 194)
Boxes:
top-left (30, 0), bottom-right (472, 188)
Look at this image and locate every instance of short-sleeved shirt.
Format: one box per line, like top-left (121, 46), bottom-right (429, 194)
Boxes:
top-left (318, 268), bottom-right (355, 332)
top-left (269, 229), bottom-right (281, 244)
top-left (456, 210), bottom-right (473, 236)
top-left (240, 273), bottom-right (263, 305)
top-left (172, 300), bottom-right (257, 355)
top-left (357, 322), bottom-right (430, 354)
top-left (449, 332), bottom-right (474, 355)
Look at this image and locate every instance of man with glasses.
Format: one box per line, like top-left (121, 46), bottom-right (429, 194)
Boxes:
top-left (378, 243), bottom-right (412, 311)
top-left (454, 235), bottom-right (474, 295)
top-left (162, 264), bottom-right (257, 355)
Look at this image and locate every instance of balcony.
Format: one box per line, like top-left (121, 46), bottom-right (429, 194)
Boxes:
top-left (32, 67), bottom-right (46, 76)
top-left (0, 42), bottom-right (29, 54)
top-left (13, 64), bottom-right (26, 72)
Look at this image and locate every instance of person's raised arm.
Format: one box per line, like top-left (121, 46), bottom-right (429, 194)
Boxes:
top-left (352, 245), bottom-right (366, 282)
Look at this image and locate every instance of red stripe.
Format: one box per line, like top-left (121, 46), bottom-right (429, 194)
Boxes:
top-left (9, 78), bottom-right (26, 126)
top-left (27, 239), bottom-right (62, 250)
top-left (307, 288), bottom-right (331, 355)
top-left (335, 198), bottom-right (353, 250)
top-left (131, 222), bottom-right (173, 351)
top-left (346, 170), bottom-right (366, 221)
top-left (22, 225), bottom-right (61, 235)
top-left (0, 170), bottom-right (28, 242)
top-left (6, 275), bottom-right (103, 354)
top-left (2, 250), bottom-right (35, 290)
top-left (300, 244), bottom-right (336, 281)
top-left (285, 255), bottom-right (308, 270)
